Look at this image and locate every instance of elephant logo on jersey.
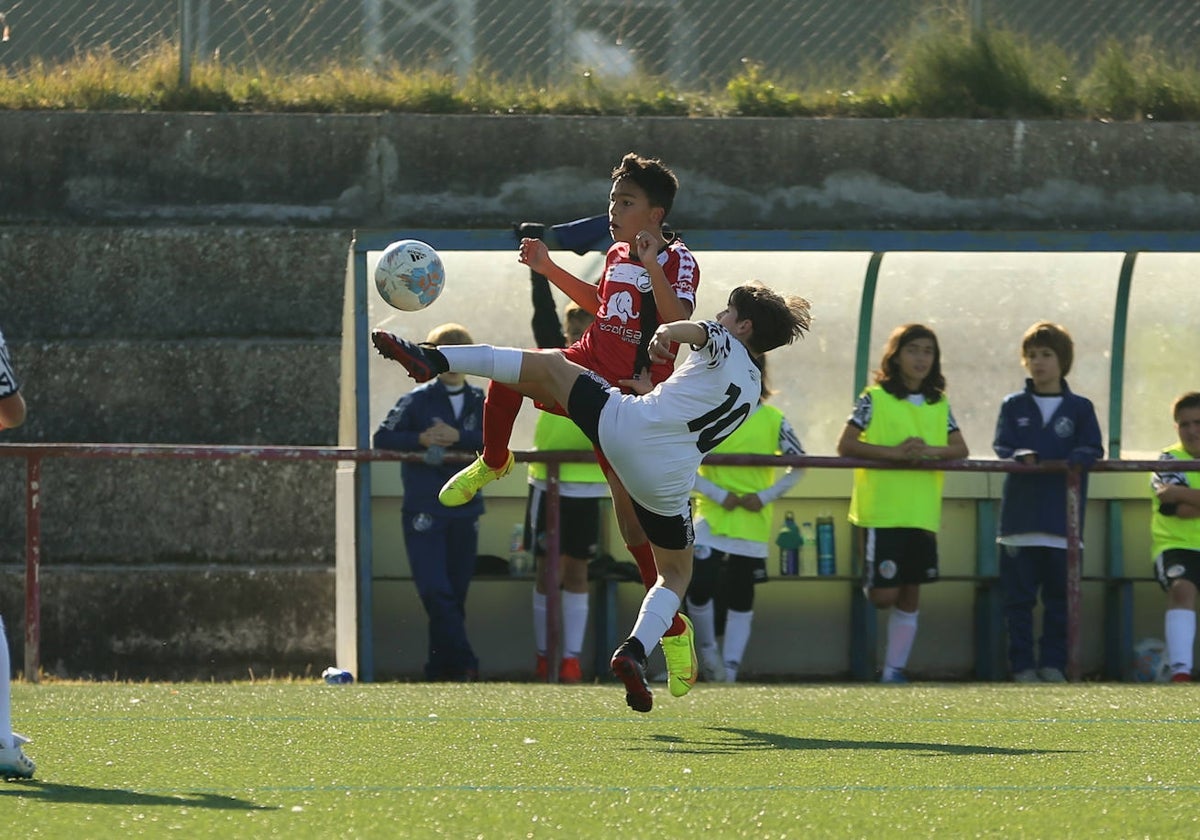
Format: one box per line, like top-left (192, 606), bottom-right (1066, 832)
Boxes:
top-left (878, 559), bottom-right (898, 580)
top-left (1054, 416), bottom-right (1075, 438)
top-left (599, 289), bottom-right (639, 324)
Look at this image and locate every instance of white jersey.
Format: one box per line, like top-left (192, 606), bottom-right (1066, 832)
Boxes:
top-left (597, 321), bottom-right (762, 517)
top-left (0, 327), bottom-right (18, 399)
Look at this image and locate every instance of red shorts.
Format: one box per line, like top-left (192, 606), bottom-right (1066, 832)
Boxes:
top-left (531, 343), bottom-right (632, 476)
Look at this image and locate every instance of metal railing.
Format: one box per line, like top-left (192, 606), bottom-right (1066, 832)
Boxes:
top-left (4, 441), bottom-right (1194, 682)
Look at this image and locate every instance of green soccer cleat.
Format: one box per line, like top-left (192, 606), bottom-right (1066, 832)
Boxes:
top-left (438, 451), bottom-right (514, 507)
top-left (661, 614), bottom-right (698, 698)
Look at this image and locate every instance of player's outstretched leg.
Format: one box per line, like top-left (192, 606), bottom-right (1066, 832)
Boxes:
top-left (371, 329), bottom-right (448, 383)
top-left (610, 638), bottom-right (653, 713)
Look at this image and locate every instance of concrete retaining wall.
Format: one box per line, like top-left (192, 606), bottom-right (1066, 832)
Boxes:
top-left (5, 113), bottom-right (1200, 230)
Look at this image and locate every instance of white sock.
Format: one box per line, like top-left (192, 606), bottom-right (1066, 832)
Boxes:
top-left (0, 615), bottom-right (12, 750)
top-left (686, 597), bottom-right (718, 650)
top-left (1165, 608), bottom-right (1196, 674)
top-left (631, 586), bottom-right (681, 653)
top-left (439, 345), bottom-right (524, 382)
top-left (532, 590), bottom-right (548, 655)
top-left (561, 591), bottom-right (589, 660)
top-left (884, 608), bottom-right (919, 677)
top-left (723, 609), bottom-right (754, 679)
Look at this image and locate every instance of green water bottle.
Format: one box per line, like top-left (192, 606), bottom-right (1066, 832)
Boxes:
top-left (776, 512), bottom-right (801, 576)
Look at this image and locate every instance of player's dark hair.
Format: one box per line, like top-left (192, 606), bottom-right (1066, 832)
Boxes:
top-left (875, 323), bottom-right (946, 403)
top-left (1173, 391), bottom-right (1200, 420)
top-left (611, 152), bottom-right (679, 219)
top-left (1022, 320), bottom-right (1074, 377)
top-left (728, 283), bottom-right (810, 357)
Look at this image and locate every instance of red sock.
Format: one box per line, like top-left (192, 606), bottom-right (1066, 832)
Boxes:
top-left (482, 381), bottom-right (523, 468)
top-left (628, 541), bottom-right (657, 590)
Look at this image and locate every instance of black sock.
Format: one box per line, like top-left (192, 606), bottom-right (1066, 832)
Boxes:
top-left (620, 637), bottom-right (646, 661)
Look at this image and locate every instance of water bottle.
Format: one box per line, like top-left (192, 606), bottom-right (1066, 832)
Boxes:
top-left (816, 514), bottom-right (837, 576)
top-left (775, 512), bottom-right (801, 576)
top-left (800, 521), bottom-right (816, 576)
top-left (509, 522), bottom-right (532, 577)
top-left (322, 667), bottom-right (354, 684)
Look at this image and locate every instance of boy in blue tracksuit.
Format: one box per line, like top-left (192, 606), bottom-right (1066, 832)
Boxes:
top-left (374, 323), bottom-right (487, 681)
top-left (993, 321), bottom-right (1103, 683)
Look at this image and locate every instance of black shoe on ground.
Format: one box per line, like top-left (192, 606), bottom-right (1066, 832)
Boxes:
top-left (370, 330), bottom-right (448, 382)
top-left (610, 640), bottom-right (653, 713)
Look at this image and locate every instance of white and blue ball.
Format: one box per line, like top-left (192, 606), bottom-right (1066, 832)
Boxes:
top-left (374, 239), bottom-right (446, 311)
top-left (1131, 638), bottom-right (1170, 683)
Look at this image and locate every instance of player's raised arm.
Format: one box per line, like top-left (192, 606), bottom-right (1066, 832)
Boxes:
top-left (635, 230), bottom-right (692, 323)
top-left (518, 238), bottom-right (601, 315)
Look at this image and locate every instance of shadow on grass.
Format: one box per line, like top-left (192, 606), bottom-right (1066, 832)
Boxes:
top-left (0, 781), bottom-right (275, 810)
top-left (648, 727), bottom-right (1075, 757)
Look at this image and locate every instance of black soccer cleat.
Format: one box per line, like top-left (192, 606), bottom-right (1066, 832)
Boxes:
top-left (371, 330), bottom-right (448, 383)
top-left (610, 640), bottom-right (653, 713)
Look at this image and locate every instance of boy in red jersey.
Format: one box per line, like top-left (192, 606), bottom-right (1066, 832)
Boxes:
top-left (439, 153), bottom-right (702, 696)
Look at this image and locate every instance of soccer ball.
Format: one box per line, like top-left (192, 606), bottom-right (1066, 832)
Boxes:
top-left (374, 239), bottom-right (446, 311)
top-left (1131, 638), bottom-right (1170, 683)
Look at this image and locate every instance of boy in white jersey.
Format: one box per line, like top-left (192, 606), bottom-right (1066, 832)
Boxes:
top-left (373, 282), bottom-right (811, 712)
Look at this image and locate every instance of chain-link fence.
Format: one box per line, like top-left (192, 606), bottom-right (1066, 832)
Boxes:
top-left (1, 1), bottom-right (1198, 87)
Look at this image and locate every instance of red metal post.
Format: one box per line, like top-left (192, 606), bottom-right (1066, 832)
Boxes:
top-left (544, 461), bottom-right (562, 681)
top-left (1065, 467), bottom-right (1083, 682)
top-left (24, 455), bottom-right (41, 683)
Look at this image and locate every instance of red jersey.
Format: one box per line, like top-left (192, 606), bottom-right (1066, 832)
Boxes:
top-left (569, 238), bottom-right (699, 389)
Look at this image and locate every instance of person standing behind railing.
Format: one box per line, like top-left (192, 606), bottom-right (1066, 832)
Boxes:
top-left (0, 325), bottom-right (34, 779)
top-left (373, 323), bottom-right (487, 682)
top-left (1151, 391), bottom-right (1200, 682)
top-left (992, 321), bottom-right (1103, 684)
top-left (836, 324), bottom-right (969, 684)
top-left (685, 358), bottom-right (805, 683)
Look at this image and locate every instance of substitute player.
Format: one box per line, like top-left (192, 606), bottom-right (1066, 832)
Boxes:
top-left (372, 281), bottom-right (811, 712)
top-left (0, 325), bottom-right (34, 780)
top-left (1151, 391), bottom-right (1200, 682)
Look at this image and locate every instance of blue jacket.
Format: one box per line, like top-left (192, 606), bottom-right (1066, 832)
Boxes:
top-left (373, 378), bottom-right (486, 518)
top-left (993, 378), bottom-right (1104, 537)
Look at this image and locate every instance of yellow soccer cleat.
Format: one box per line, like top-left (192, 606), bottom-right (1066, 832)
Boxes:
top-left (438, 451), bottom-right (514, 507)
top-left (660, 614), bottom-right (699, 698)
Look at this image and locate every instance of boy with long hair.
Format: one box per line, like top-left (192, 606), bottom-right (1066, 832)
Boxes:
top-left (836, 324), bottom-right (969, 683)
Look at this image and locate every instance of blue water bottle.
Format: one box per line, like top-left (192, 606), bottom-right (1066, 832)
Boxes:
top-left (816, 515), bottom-right (836, 576)
top-left (776, 512), bottom-right (801, 576)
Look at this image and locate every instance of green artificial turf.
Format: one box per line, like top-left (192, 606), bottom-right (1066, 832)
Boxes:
top-left (4, 681), bottom-right (1198, 838)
